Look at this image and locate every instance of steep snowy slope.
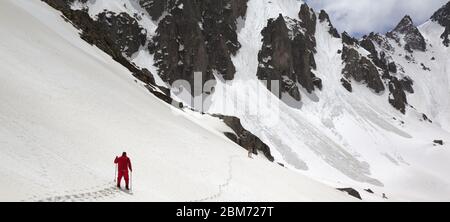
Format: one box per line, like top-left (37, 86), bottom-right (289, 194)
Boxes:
top-left (414, 21), bottom-right (450, 130)
top-left (0, 0), bottom-right (356, 202)
top-left (206, 0), bottom-right (450, 201)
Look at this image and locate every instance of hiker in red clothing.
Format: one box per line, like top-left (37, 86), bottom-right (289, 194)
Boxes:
top-left (114, 152), bottom-right (132, 190)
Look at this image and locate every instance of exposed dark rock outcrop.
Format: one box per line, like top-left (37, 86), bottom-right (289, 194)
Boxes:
top-left (431, 1), bottom-right (450, 47)
top-left (212, 115), bottom-right (274, 161)
top-left (360, 34), bottom-right (378, 55)
top-left (422, 113), bottom-right (433, 123)
top-left (149, 0), bottom-right (248, 97)
top-left (42, 0), bottom-right (146, 59)
top-left (139, 0), bottom-right (168, 21)
top-left (337, 188), bottom-right (362, 200)
top-left (342, 31), bottom-right (358, 46)
top-left (421, 63), bottom-right (431, 71)
top-left (388, 62), bottom-right (397, 74)
top-left (149, 6), bottom-right (210, 96)
top-left (432, 1), bottom-right (450, 25)
top-left (341, 78), bottom-right (352, 92)
top-left (400, 76), bottom-right (414, 94)
top-left (362, 32), bottom-right (394, 52)
top-left (318, 10), bottom-right (340, 38)
top-left (388, 77), bottom-right (408, 114)
top-left (346, 32), bottom-right (411, 110)
top-left (341, 46), bottom-right (385, 93)
top-left (95, 12), bottom-right (147, 57)
top-left (433, 140), bottom-right (444, 146)
top-left (361, 33), bottom-right (392, 71)
top-left (257, 4), bottom-right (320, 102)
top-left (298, 4), bottom-right (317, 36)
top-left (202, 0), bottom-right (248, 77)
top-left (364, 188), bottom-right (374, 194)
top-left (384, 72), bottom-right (412, 114)
top-left (387, 15), bottom-right (426, 52)
top-left (441, 26), bottom-right (450, 47)
top-left (360, 32), bottom-right (415, 114)
top-left (341, 29), bottom-right (416, 116)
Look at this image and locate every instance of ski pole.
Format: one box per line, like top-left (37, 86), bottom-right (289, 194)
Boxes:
top-left (130, 170), bottom-right (132, 192)
top-left (114, 163), bottom-right (117, 182)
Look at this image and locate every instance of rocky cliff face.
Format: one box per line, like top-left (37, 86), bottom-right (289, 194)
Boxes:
top-left (138, 0), bottom-right (168, 21)
top-left (149, 2), bottom-right (211, 94)
top-left (96, 11), bottom-right (147, 57)
top-left (340, 28), bottom-right (386, 95)
top-left (360, 33), bottom-right (393, 71)
top-left (431, 1), bottom-right (450, 47)
top-left (149, 0), bottom-right (248, 96)
top-left (341, 44), bottom-right (385, 93)
top-left (42, 0), bottom-right (439, 115)
top-left (354, 13), bottom-right (435, 115)
top-left (359, 32), bottom-right (414, 114)
top-left (257, 4), bottom-right (321, 102)
top-left (318, 10), bottom-right (340, 38)
top-left (43, 0), bottom-right (145, 59)
top-left (342, 31), bottom-right (359, 46)
top-left (386, 15), bottom-right (427, 53)
top-left (339, 14), bottom-right (426, 114)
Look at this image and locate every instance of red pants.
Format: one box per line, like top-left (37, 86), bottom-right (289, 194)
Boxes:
top-left (117, 170), bottom-right (129, 187)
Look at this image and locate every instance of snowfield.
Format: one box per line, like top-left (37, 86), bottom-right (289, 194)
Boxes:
top-left (0, 0), bottom-right (356, 202)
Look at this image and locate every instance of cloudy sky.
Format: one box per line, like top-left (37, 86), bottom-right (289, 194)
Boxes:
top-left (304, 0), bottom-right (448, 37)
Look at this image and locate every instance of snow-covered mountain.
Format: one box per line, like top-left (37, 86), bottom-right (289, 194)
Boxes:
top-left (1, 0), bottom-right (449, 201)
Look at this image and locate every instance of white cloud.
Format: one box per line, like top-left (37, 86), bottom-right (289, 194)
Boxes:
top-left (305, 0), bottom-right (448, 36)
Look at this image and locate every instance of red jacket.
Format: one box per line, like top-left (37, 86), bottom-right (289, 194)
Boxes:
top-left (114, 155), bottom-right (132, 172)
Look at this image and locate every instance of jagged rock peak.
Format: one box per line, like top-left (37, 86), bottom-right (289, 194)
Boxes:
top-left (342, 31), bottom-right (358, 45)
top-left (387, 15), bottom-right (426, 52)
top-left (431, 1), bottom-right (450, 47)
top-left (358, 32), bottom-right (414, 114)
top-left (393, 15), bottom-right (414, 33)
top-left (276, 13), bottom-right (286, 22)
top-left (431, 1), bottom-right (450, 26)
top-left (319, 10), bottom-right (340, 38)
top-left (300, 3), bottom-right (315, 16)
top-left (257, 9), bottom-right (320, 103)
top-left (299, 3), bottom-right (317, 36)
top-left (318, 10), bottom-right (330, 23)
